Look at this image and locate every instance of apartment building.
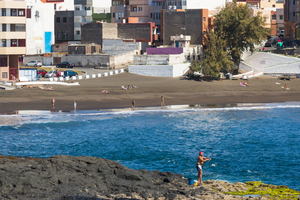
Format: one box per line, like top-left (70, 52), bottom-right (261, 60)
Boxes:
top-left (284, 0), bottom-right (295, 38)
top-left (74, 0), bottom-right (93, 40)
top-left (55, 11), bottom-right (74, 43)
top-left (296, 0), bottom-right (300, 38)
top-left (161, 9), bottom-right (210, 45)
top-left (0, 0), bottom-right (27, 81)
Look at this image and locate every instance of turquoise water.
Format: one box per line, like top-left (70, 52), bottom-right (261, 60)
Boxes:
top-left (0, 103), bottom-right (300, 190)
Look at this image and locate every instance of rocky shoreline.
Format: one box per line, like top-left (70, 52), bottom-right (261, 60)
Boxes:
top-left (0, 155), bottom-right (298, 200)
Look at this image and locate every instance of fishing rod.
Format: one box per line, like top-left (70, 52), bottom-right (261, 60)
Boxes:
top-left (204, 129), bottom-right (239, 165)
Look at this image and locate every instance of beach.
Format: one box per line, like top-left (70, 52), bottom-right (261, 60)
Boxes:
top-left (1, 73), bottom-right (300, 113)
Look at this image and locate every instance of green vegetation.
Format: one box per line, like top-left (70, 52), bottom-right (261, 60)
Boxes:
top-left (190, 31), bottom-right (233, 78)
top-left (92, 13), bottom-right (111, 22)
top-left (214, 0), bottom-right (269, 70)
top-left (193, 0), bottom-right (270, 76)
top-left (224, 181), bottom-right (300, 199)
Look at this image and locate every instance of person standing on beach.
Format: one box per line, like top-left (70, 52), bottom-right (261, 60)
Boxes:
top-left (161, 96), bottom-right (165, 109)
top-left (196, 151), bottom-right (211, 184)
top-left (73, 101), bottom-right (77, 114)
top-left (132, 99), bottom-right (135, 111)
top-left (51, 98), bottom-right (55, 109)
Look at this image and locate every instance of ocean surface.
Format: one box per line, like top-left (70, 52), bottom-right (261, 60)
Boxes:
top-left (0, 102), bottom-right (300, 190)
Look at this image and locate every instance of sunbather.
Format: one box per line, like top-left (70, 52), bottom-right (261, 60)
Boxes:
top-left (243, 82), bottom-right (249, 87)
top-left (101, 90), bottom-right (108, 94)
top-left (132, 84), bottom-right (138, 89)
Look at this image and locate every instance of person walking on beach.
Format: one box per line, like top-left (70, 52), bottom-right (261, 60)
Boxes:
top-left (161, 96), bottom-right (165, 109)
top-left (196, 151), bottom-right (211, 184)
top-left (132, 99), bottom-right (135, 111)
top-left (51, 98), bottom-right (55, 109)
top-left (73, 101), bottom-right (77, 114)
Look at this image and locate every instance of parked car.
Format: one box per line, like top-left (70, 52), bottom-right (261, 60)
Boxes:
top-left (45, 71), bottom-right (58, 78)
top-left (25, 61), bottom-right (42, 67)
top-left (264, 42), bottom-right (272, 47)
top-left (37, 69), bottom-right (48, 77)
top-left (64, 70), bottom-right (78, 77)
top-left (56, 62), bottom-right (74, 68)
top-left (277, 30), bottom-right (284, 37)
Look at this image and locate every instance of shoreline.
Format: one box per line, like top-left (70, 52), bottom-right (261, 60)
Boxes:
top-left (2, 101), bottom-right (300, 116)
top-left (0, 154), bottom-right (299, 200)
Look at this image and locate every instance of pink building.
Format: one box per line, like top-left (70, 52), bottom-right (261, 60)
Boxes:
top-left (0, 0), bottom-right (27, 81)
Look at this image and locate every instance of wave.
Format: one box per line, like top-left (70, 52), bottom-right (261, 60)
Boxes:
top-left (1, 102), bottom-right (300, 127)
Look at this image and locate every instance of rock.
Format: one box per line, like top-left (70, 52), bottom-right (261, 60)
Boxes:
top-left (0, 155), bottom-right (295, 200)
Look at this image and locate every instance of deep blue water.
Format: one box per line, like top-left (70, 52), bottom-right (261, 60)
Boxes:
top-left (0, 103), bottom-right (300, 190)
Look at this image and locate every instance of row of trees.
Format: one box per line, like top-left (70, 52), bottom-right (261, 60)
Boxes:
top-left (190, 1), bottom-right (270, 78)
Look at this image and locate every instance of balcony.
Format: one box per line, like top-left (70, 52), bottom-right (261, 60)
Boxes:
top-left (0, 16), bottom-right (26, 24)
top-left (74, 10), bottom-right (92, 17)
top-left (0, 1), bottom-right (26, 9)
top-left (0, 32), bottom-right (26, 39)
top-left (0, 47), bottom-right (26, 55)
top-left (130, 0), bottom-right (148, 5)
top-left (114, 5), bottom-right (126, 11)
top-left (74, 0), bottom-right (92, 5)
top-left (151, 5), bottom-right (166, 11)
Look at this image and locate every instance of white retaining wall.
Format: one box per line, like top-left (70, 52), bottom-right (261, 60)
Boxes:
top-left (129, 63), bottom-right (190, 77)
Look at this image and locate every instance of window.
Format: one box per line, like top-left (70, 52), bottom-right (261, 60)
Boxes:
top-left (76, 30), bottom-right (80, 35)
top-left (1, 39), bottom-right (6, 47)
top-left (10, 24), bottom-right (16, 31)
top-left (2, 72), bottom-right (8, 79)
top-left (293, 12), bottom-right (295, 16)
top-left (272, 15), bottom-right (276, 20)
top-left (63, 17), bottom-right (67, 22)
top-left (2, 24), bottom-right (6, 32)
top-left (56, 17), bottom-right (60, 23)
top-left (203, 31), bottom-right (206, 36)
top-left (2, 9), bottom-right (6, 16)
top-left (85, 7), bottom-right (91, 10)
top-left (0, 56), bottom-right (7, 67)
top-left (75, 6), bottom-right (80, 11)
top-left (11, 9), bottom-right (17, 16)
top-left (280, 15), bottom-right (283, 20)
top-left (272, 4), bottom-right (275, 7)
top-left (113, 13), bottom-right (115, 18)
top-left (183, 0), bottom-right (186, 6)
top-left (138, 7), bottom-right (142, 11)
top-left (203, 17), bottom-right (206, 22)
top-left (16, 24), bottom-right (26, 32)
top-left (57, 31), bottom-right (61, 39)
top-left (263, 17), bottom-right (267, 22)
top-left (11, 39), bottom-right (17, 47)
top-left (150, 13), bottom-right (152, 18)
top-left (18, 9), bottom-right (25, 16)
top-left (62, 31), bottom-right (68, 39)
top-left (133, 7), bottom-right (137, 12)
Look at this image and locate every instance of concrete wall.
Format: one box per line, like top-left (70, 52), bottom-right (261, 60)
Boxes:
top-left (118, 23), bottom-right (151, 41)
top-left (129, 63), bottom-right (190, 77)
top-left (81, 22), bottom-right (103, 45)
top-left (146, 47), bottom-right (183, 55)
top-left (244, 52), bottom-right (300, 72)
top-left (111, 52), bottom-right (135, 67)
top-left (52, 43), bottom-right (68, 52)
top-left (162, 9), bottom-right (203, 45)
top-left (102, 23), bottom-right (118, 39)
top-left (134, 54), bottom-right (186, 65)
top-left (62, 55), bottom-right (111, 67)
top-left (264, 62), bottom-right (300, 74)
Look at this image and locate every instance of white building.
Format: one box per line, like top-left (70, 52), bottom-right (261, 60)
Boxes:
top-left (25, 0), bottom-right (66, 55)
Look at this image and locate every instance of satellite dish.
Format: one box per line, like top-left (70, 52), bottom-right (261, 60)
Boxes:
top-left (180, 34), bottom-right (184, 39)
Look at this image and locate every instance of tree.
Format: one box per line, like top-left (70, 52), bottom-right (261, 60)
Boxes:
top-left (190, 31), bottom-right (233, 78)
top-left (214, 0), bottom-right (270, 69)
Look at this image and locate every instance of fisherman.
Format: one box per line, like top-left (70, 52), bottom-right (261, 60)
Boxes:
top-left (196, 151), bottom-right (211, 184)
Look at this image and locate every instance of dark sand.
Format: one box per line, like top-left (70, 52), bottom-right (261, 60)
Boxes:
top-left (1, 73), bottom-right (300, 113)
